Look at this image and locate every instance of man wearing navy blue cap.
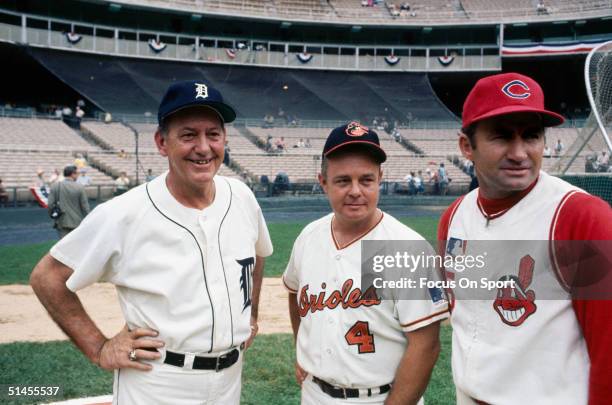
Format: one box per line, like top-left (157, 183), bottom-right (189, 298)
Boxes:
top-left (31, 80), bottom-right (273, 404)
top-left (283, 122), bottom-right (448, 404)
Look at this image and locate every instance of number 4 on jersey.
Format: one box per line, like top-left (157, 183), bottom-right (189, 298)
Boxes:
top-left (345, 321), bottom-right (375, 354)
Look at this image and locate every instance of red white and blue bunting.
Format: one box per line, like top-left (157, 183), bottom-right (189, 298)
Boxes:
top-left (30, 186), bottom-right (49, 208)
top-left (297, 52), bottom-right (313, 64)
top-left (65, 32), bottom-right (82, 44)
top-left (384, 54), bottom-right (400, 65)
top-left (502, 40), bottom-right (608, 56)
top-left (438, 55), bottom-right (455, 66)
top-left (226, 48), bottom-right (237, 59)
top-left (148, 39), bottom-right (167, 53)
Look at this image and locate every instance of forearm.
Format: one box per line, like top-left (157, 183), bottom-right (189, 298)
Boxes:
top-left (385, 326), bottom-right (441, 405)
top-left (30, 254), bottom-right (107, 364)
top-left (250, 256), bottom-right (265, 320)
top-left (288, 293), bottom-right (300, 342)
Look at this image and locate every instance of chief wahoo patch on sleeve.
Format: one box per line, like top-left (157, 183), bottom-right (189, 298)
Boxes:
top-left (237, 257), bottom-right (255, 312)
top-left (493, 255), bottom-right (537, 327)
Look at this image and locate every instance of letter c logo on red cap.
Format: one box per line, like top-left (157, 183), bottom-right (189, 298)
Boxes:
top-left (502, 80), bottom-right (531, 99)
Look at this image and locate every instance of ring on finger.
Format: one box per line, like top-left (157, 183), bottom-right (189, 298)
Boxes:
top-left (128, 349), bottom-right (137, 361)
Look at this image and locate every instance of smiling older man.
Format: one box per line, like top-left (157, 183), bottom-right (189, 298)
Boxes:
top-left (30, 80), bottom-right (273, 404)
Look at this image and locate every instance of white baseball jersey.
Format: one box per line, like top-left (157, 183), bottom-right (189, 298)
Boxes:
top-left (51, 171), bottom-right (273, 354)
top-left (283, 212), bottom-right (449, 389)
top-left (443, 172), bottom-right (589, 405)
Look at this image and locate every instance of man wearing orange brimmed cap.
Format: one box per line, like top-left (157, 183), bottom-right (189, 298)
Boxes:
top-left (31, 80), bottom-right (273, 404)
top-left (438, 73), bottom-right (612, 404)
top-left (283, 122), bottom-right (449, 404)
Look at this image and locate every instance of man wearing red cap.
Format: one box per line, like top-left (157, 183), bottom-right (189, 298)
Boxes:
top-left (438, 72), bottom-right (612, 404)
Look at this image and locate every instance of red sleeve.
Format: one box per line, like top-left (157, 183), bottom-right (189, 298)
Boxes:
top-left (437, 196), bottom-right (464, 255)
top-left (553, 192), bottom-right (612, 405)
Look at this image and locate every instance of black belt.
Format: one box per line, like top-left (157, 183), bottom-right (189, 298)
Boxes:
top-left (312, 376), bottom-right (391, 399)
top-left (163, 348), bottom-right (239, 371)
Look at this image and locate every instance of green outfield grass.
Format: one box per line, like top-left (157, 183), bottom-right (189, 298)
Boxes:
top-left (0, 216), bottom-right (440, 283)
top-left (0, 327), bottom-right (453, 405)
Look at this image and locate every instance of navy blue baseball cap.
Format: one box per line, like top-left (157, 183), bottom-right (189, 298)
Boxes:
top-left (323, 122), bottom-right (387, 163)
top-left (157, 80), bottom-right (236, 125)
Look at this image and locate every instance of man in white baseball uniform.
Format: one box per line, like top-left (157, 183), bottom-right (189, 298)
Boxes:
top-left (438, 72), bottom-right (612, 404)
top-left (30, 80), bottom-right (273, 404)
top-left (284, 122), bottom-right (449, 404)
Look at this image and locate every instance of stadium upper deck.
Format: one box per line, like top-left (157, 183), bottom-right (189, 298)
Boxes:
top-left (104, 0), bottom-right (612, 25)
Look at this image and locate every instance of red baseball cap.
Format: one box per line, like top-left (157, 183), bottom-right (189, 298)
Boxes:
top-left (461, 72), bottom-right (564, 131)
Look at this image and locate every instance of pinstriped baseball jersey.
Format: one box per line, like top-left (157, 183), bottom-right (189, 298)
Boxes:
top-left (51, 171), bottom-right (273, 354)
top-left (283, 212), bottom-right (449, 389)
top-left (444, 172), bottom-right (590, 404)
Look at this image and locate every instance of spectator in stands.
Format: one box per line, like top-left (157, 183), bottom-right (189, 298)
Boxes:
top-left (54, 106), bottom-right (63, 119)
top-left (275, 136), bottom-right (286, 152)
top-left (597, 150), bottom-right (610, 172)
top-left (49, 168), bottom-right (63, 184)
top-left (585, 155), bottom-right (597, 173)
top-left (400, 2), bottom-right (410, 10)
top-left (415, 170), bottom-right (424, 194)
top-left (33, 169), bottom-right (49, 190)
top-left (265, 135), bottom-right (273, 153)
top-left (114, 171), bottom-right (130, 196)
top-left (468, 164), bottom-right (478, 192)
top-left (438, 162), bottom-right (449, 196)
top-left (75, 106), bottom-right (85, 121)
top-left (145, 169), bottom-right (156, 182)
top-left (118, 149), bottom-right (128, 159)
top-left (223, 140), bottom-right (231, 165)
top-left (554, 139), bottom-right (564, 156)
top-left (273, 171), bottom-right (290, 195)
top-left (294, 138), bottom-right (305, 148)
top-left (48, 165), bottom-right (90, 239)
top-left (242, 171), bottom-right (253, 189)
top-left (0, 178), bottom-right (9, 206)
top-left (76, 168), bottom-right (92, 186)
top-left (305, 138), bottom-right (312, 148)
top-left (543, 144), bottom-right (552, 158)
top-left (406, 171), bottom-right (417, 195)
top-left (104, 112), bottom-right (113, 123)
top-left (74, 153), bottom-right (88, 169)
top-left (536, 1), bottom-right (548, 14)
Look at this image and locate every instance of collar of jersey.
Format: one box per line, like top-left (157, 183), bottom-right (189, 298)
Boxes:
top-left (476, 176), bottom-right (539, 221)
top-left (330, 209), bottom-right (384, 250)
top-left (147, 171), bottom-right (229, 228)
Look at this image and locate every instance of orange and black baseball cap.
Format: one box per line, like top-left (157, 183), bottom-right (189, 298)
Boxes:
top-left (462, 72), bottom-right (564, 131)
top-left (323, 122), bottom-right (387, 163)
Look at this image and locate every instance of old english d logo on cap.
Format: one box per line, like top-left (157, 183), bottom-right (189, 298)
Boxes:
top-left (501, 80), bottom-right (531, 99)
top-left (195, 83), bottom-right (208, 99)
top-left (345, 121), bottom-right (369, 137)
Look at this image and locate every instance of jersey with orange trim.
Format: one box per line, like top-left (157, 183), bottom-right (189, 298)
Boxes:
top-left (441, 172), bottom-right (592, 405)
top-left (283, 212), bottom-right (449, 389)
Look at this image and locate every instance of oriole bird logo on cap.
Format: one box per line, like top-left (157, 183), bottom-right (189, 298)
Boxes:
top-left (345, 122), bottom-right (369, 137)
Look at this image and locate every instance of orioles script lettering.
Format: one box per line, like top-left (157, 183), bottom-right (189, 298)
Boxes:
top-left (298, 279), bottom-right (381, 317)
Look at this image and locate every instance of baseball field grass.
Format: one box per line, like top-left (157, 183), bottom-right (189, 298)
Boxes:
top-left (0, 216), bottom-right (440, 283)
top-left (0, 215), bottom-right (454, 404)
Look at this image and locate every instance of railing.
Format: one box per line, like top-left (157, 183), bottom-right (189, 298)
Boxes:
top-left (0, 9), bottom-right (501, 73)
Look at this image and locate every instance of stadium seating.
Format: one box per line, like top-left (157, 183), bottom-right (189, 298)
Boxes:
top-left (87, 151), bottom-right (240, 181)
top-left (27, 48), bottom-right (457, 123)
top-left (110, 0), bottom-right (611, 22)
top-left (0, 117), bottom-right (95, 151)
